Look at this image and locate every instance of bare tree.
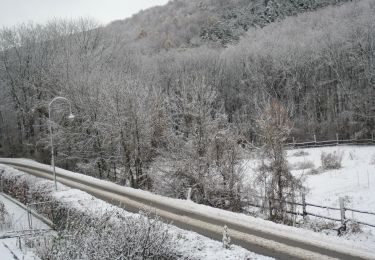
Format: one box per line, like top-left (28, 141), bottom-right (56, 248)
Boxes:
top-left (256, 100), bottom-right (304, 222)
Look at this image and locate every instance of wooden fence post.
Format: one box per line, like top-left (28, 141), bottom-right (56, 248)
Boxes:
top-left (339, 198), bottom-right (345, 224)
top-left (338, 197), bottom-right (346, 235)
top-left (302, 194), bottom-right (307, 218)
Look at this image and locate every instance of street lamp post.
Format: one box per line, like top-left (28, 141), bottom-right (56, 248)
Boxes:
top-left (48, 97), bottom-right (75, 190)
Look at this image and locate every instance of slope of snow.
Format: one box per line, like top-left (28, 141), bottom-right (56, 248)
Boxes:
top-left (0, 238), bottom-right (39, 260)
top-left (0, 194), bottom-right (48, 260)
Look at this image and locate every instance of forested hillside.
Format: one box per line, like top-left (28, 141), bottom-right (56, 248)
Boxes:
top-left (108, 0), bottom-right (351, 49)
top-left (0, 0), bottom-right (374, 209)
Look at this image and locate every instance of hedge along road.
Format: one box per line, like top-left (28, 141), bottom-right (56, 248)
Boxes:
top-left (0, 158), bottom-right (374, 260)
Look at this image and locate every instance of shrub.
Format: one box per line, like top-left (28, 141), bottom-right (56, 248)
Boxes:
top-left (35, 212), bottom-right (177, 260)
top-left (307, 168), bottom-right (321, 175)
top-left (292, 160), bottom-right (315, 170)
top-left (292, 150), bottom-right (309, 157)
top-left (370, 154), bottom-right (375, 165)
top-left (321, 151), bottom-right (343, 170)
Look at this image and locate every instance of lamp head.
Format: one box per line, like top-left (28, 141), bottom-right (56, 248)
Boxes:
top-left (68, 113), bottom-right (75, 120)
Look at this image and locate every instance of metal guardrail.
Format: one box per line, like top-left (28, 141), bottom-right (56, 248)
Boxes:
top-left (0, 159), bottom-right (374, 260)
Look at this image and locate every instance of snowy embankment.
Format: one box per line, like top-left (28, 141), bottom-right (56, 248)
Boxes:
top-left (0, 193), bottom-right (50, 260)
top-left (0, 164), bottom-right (270, 260)
top-left (244, 145), bottom-right (375, 251)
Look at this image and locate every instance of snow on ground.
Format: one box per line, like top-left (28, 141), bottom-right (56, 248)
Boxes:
top-left (288, 146), bottom-right (375, 220)
top-left (0, 193), bottom-right (49, 260)
top-left (0, 164), bottom-right (271, 260)
top-left (0, 194), bottom-right (50, 231)
top-left (0, 238), bottom-right (39, 260)
top-left (1, 158), bottom-right (375, 258)
top-left (243, 145), bottom-right (375, 251)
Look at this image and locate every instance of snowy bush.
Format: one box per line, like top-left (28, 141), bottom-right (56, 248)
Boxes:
top-left (292, 160), bottom-right (315, 170)
top-left (321, 151), bottom-right (343, 170)
top-left (292, 151), bottom-right (309, 157)
top-left (36, 212), bottom-right (176, 260)
top-left (370, 154), bottom-right (375, 165)
top-left (307, 168), bottom-right (321, 175)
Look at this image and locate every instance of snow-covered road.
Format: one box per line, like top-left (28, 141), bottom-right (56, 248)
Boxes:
top-left (0, 159), bottom-right (374, 259)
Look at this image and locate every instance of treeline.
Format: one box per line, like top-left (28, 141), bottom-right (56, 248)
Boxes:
top-left (0, 0), bottom-right (374, 209)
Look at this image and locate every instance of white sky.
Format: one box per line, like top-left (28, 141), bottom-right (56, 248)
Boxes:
top-left (0, 0), bottom-right (170, 28)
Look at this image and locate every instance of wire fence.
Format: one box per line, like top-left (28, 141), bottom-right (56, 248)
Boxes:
top-left (287, 133), bottom-right (375, 149)
top-left (242, 194), bottom-right (375, 229)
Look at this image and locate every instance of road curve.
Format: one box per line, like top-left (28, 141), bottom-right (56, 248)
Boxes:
top-left (0, 159), bottom-right (374, 260)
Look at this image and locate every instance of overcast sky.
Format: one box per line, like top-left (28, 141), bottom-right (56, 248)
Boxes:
top-left (0, 0), bottom-right (170, 28)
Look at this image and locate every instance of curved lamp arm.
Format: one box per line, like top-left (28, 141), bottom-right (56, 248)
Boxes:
top-left (48, 96), bottom-right (74, 119)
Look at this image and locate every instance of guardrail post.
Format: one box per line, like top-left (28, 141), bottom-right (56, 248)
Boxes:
top-left (314, 135), bottom-right (317, 146)
top-left (372, 133), bottom-right (374, 143)
top-left (336, 133), bottom-right (339, 145)
top-left (302, 194), bottom-right (307, 218)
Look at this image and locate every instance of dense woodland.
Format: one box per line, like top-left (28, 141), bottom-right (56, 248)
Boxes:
top-left (0, 0), bottom-right (374, 213)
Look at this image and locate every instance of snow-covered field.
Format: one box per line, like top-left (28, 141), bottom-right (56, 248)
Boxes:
top-left (244, 145), bottom-right (375, 251)
top-left (288, 145), bottom-right (375, 225)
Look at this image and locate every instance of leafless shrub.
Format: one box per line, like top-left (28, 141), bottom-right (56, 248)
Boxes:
top-left (346, 221), bottom-right (363, 234)
top-left (292, 161), bottom-right (315, 170)
top-left (370, 154), bottom-right (375, 165)
top-left (36, 212), bottom-right (176, 260)
top-left (306, 168), bottom-right (321, 175)
top-left (321, 151), bottom-right (343, 170)
top-left (292, 151), bottom-right (309, 157)
top-left (299, 218), bottom-right (336, 233)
